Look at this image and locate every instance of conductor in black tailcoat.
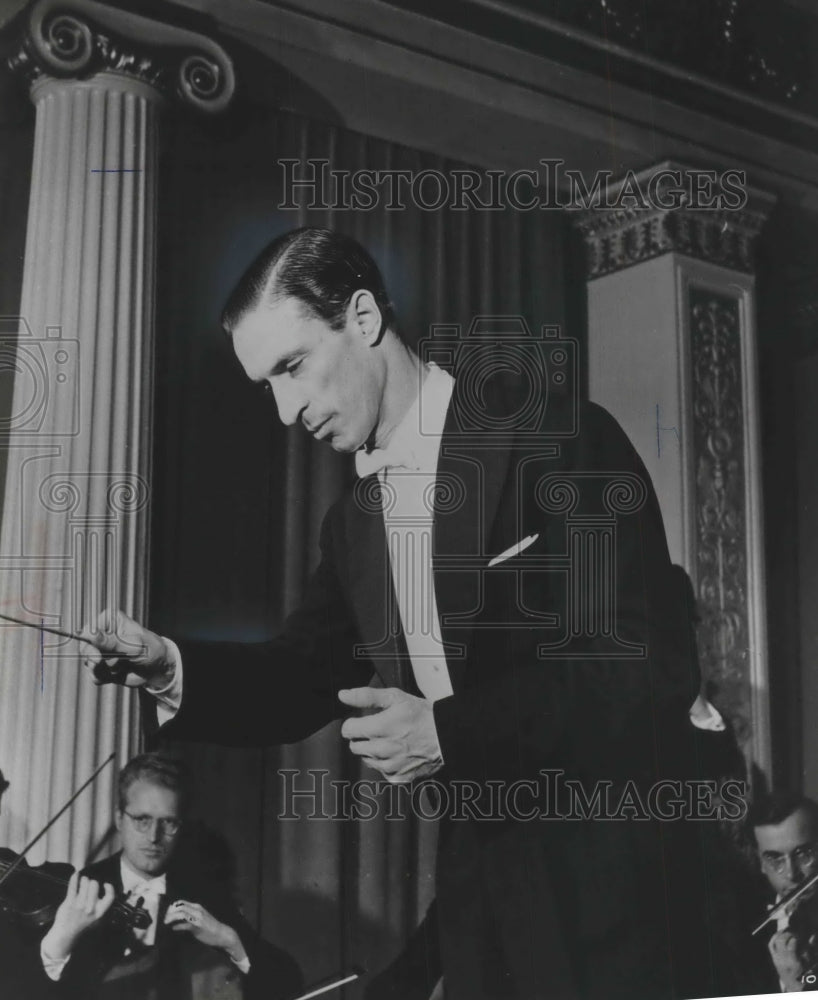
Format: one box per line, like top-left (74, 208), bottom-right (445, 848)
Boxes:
top-left (81, 228), bottom-right (715, 1000)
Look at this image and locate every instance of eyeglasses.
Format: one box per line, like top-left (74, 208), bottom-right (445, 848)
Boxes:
top-left (123, 811), bottom-right (181, 838)
top-left (761, 843), bottom-right (818, 875)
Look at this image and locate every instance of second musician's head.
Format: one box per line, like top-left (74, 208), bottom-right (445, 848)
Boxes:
top-left (751, 793), bottom-right (818, 896)
top-left (115, 753), bottom-right (187, 879)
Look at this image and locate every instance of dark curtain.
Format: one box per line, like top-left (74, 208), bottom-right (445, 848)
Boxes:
top-left (151, 105), bottom-right (568, 993)
top-left (0, 78), bottom-right (33, 512)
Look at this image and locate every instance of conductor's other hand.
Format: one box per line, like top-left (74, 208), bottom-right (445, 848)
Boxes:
top-left (339, 687), bottom-right (443, 783)
top-left (78, 608), bottom-right (175, 689)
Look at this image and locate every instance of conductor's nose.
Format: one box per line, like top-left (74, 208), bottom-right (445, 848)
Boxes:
top-left (268, 376), bottom-right (303, 427)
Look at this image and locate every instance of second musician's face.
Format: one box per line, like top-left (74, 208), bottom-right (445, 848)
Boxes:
top-left (115, 779), bottom-right (181, 879)
top-left (232, 296), bottom-right (384, 454)
top-left (755, 807), bottom-right (818, 896)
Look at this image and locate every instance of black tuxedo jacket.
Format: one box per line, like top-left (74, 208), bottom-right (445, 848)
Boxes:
top-left (165, 384), bottom-right (698, 784)
top-left (40, 852), bottom-right (301, 1000)
top-left (162, 381), bottom-right (709, 997)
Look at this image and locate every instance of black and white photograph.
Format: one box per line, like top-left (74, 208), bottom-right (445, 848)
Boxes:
top-left (0, 1), bottom-right (816, 998)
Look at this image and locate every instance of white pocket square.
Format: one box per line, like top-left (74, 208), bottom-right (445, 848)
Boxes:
top-left (488, 533), bottom-right (539, 567)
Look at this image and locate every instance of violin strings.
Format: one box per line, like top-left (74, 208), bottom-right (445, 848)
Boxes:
top-left (0, 861), bottom-right (143, 917)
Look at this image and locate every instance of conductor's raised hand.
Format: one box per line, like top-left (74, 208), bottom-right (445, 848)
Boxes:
top-left (78, 609), bottom-right (175, 689)
top-left (338, 687), bottom-right (443, 784)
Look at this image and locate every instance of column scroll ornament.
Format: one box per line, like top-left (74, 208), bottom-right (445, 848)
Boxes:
top-left (689, 289), bottom-right (751, 745)
top-left (6, 0), bottom-right (235, 112)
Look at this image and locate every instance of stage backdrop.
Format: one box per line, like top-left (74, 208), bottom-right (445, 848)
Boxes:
top-left (150, 103), bottom-right (570, 991)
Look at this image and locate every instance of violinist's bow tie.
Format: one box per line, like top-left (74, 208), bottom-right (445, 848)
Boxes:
top-left (130, 881), bottom-right (164, 901)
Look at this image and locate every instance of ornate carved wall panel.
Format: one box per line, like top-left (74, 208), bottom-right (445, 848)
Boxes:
top-left (689, 289), bottom-right (751, 744)
top-left (578, 162), bottom-right (773, 773)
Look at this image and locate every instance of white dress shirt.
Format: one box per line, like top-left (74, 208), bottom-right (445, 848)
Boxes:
top-left (354, 362), bottom-right (455, 702)
top-left (121, 860), bottom-right (166, 947)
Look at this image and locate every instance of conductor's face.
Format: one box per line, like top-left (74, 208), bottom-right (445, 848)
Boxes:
top-left (232, 295), bottom-right (385, 453)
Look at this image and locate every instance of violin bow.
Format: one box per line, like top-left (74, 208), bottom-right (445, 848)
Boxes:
top-left (752, 869), bottom-right (818, 936)
top-left (0, 752), bottom-right (116, 889)
top-left (288, 969), bottom-right (363, 1000)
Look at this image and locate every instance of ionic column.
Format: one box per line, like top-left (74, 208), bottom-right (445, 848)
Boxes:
top-left (0, 0), bottom-right (234, 865)
top-left (573, 163), bottom-right (775, 774)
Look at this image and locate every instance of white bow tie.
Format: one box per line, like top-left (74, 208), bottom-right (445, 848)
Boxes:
top-left (355, 443), bottom-right (419, 477)
top-left (129, 880), bottom-right (165, 901)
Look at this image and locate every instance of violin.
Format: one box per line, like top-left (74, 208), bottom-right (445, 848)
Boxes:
top-left (785, 876), bottom-right (818, 944)
top-left (0, 847), bottom-right (150, 933)
top-left (754, 869), bottom-right (818, 936)
top-left (0, 753), bottom-right (150, 935)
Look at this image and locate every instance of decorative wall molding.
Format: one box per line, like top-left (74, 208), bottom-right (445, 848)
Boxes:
top-left (572, 161), bottom-right (775, 279)
top-left (6, 0), bottom-right (235, 112)
top-left (455, 0), bottom-right (810, 105)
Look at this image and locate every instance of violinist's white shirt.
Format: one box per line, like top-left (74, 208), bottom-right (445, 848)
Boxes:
top-left (40, 855), bottom-right (250, 980)
top-left (40, 858), bottom-right (166, 980)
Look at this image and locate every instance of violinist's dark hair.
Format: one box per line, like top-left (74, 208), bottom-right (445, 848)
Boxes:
top-left (118, 752), bottom-right (190, 813)
top-left (749, 792), bottom-right (818, 832)
top-left (221, 226), bottom-right (396, 339)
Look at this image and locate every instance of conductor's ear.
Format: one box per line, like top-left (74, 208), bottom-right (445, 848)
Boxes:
top-left (348, 289), bottom-right (383, 345)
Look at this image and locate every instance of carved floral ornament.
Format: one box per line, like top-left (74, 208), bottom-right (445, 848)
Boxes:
top-left (6, 0), bottom-right (235, 113)
top-left (688, 291), bottom-right (751, 745)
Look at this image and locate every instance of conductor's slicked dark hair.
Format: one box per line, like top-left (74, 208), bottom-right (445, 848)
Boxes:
top-left (221, 227), bottom-right (395, 335)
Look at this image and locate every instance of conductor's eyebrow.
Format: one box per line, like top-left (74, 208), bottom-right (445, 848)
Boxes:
top-left (257, 351), bottom-right (298, 380)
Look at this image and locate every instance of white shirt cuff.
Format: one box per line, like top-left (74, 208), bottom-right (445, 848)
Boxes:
top-left (145, 638), bottom-right (183, 725)
top-left (40, 936), bottom-right (70, 981)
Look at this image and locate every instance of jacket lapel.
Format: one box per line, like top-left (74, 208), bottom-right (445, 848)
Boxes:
top-left (343, 478), bottom-right (409, 690)
top-left (431, 382), bottom-right (515, 691)
top-left (344, 379), bottom-right (521, 694)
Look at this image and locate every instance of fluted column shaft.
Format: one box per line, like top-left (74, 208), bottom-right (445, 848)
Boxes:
top-left (0, 72), bottom-right (158, 864)
top-left (0, 0), bottom-right (234, 865)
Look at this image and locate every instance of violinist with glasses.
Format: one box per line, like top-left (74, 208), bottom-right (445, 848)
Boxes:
top-left (37, 752), bottom-right (301, 1000)
top-left (751, 793), bottom-right (818, 993)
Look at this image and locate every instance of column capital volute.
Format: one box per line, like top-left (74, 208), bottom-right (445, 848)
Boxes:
top-left (5, 0), bottom-right (235, 113)
top-left (570, 160), bottom-right (776, 279)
